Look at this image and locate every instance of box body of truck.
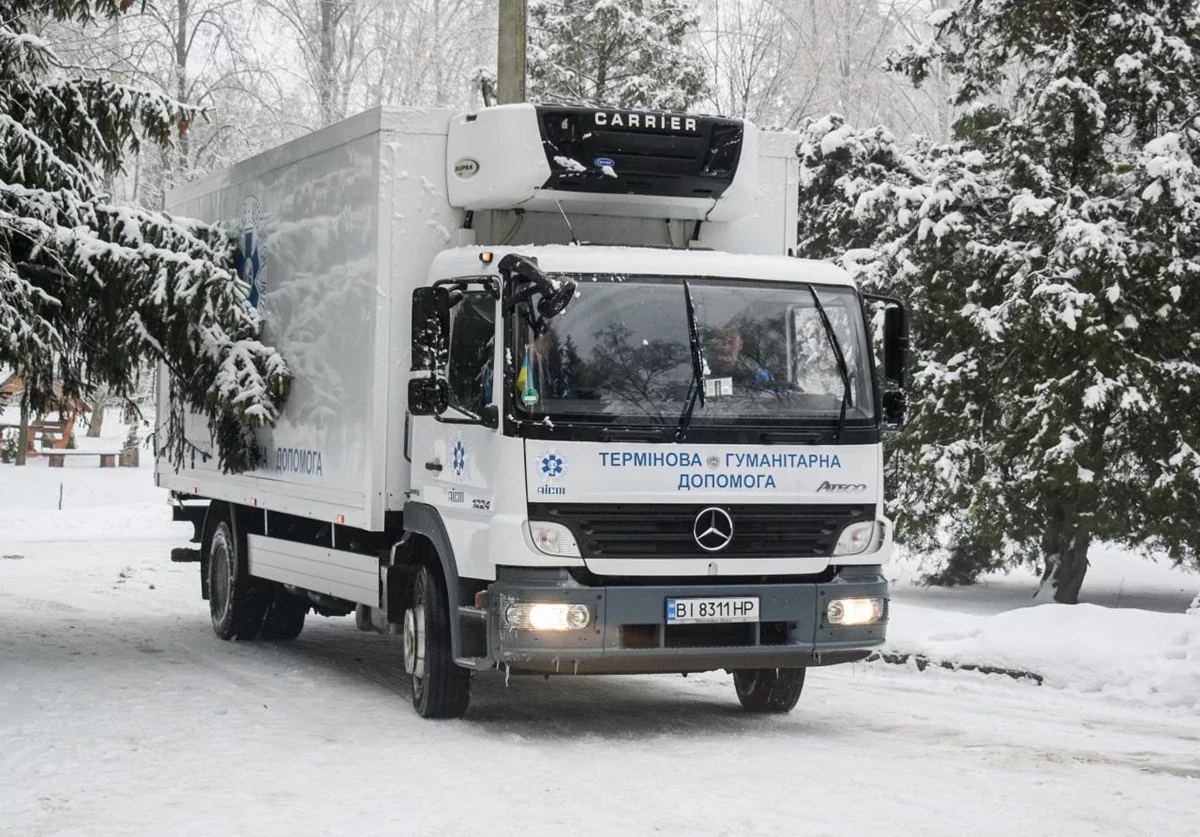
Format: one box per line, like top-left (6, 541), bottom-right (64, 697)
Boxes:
top-left (157, 108), bottom-right (460, 531)
top-left (158, 104), bottom-right (907, 717)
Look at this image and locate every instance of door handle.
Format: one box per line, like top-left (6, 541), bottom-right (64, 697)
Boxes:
top-left (425, 460), bottom-right (443, 472)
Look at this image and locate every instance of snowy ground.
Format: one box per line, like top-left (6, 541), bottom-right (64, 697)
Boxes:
top-left (2, 424), bottom-right (1199, 835)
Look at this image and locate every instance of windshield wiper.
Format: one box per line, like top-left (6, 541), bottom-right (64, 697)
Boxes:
top-left (807, 284), bottom-right (852, 443)
top-left (675, 279), bottom-right (707, 442)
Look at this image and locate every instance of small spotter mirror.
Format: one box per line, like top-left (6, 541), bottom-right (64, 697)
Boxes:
top-left (537, 279), bottom-right (577, 320)
top-left (499, 253), bottom-right (576, 322)
top-left (882, 389), bottom-right (907, 430)
top-left (408, 376), bottom-right (449, 416)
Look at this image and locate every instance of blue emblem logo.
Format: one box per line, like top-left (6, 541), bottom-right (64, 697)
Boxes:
top-left (536, 449), bottom-right (568, 496)
top-left (236, 197), bottom-right (264, 310)
top-left (540, 451), bottom-right (565, 479)
top-left (594, 157), bottom-right (615, 168)
top-left (452, 437), bottom-right (467, 482)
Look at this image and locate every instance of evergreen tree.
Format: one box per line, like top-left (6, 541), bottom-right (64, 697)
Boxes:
top-left (528, 0), bottom-right (709, 111)
top-left (798, 2), bottom-right (1200, 603)
top-left (1, 1), bottom-right (290, 473)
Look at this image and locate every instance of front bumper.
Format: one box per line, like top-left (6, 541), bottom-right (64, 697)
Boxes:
top-left (486, 566), bottom-right (887, 675)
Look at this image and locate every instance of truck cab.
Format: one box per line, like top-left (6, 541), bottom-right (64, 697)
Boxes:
top-left (159, 103), bottom-right (908, 718)
top-left (407, 241), bottom-right (906, 696)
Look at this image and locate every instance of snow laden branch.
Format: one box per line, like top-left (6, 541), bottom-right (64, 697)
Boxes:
top-left (796, 2), bottom-right (1200, 603)
top-left (2, 0), bottom-right (291, 474)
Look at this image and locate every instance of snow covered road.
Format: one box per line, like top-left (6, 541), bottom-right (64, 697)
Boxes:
top-left (3, 534), bottom-right (1198, 836)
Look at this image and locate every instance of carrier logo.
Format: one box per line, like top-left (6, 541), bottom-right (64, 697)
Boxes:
top-left (593, 111), bottom-right (698, 133)
top-left (816, 481), bottom-right (867, 493)
top-left (693, 507), bottom-right (733, 552)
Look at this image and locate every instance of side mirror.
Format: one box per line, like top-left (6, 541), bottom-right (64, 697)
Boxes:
top-left (882, 389), bottom-right (907, 430)
top-left (411, 287), bottom-right (450, 371)
top-left (408, 377), bottom-right (449, 416)
top-left (883, 305), bottom-right (909, 387)
top-left (480, 403), bottom-right (500, 430)
top-left (536, 278), bottom-right (577, 319)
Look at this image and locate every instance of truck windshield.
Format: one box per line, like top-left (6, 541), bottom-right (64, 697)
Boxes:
top-left (511, 275), bottom-right (875, 427)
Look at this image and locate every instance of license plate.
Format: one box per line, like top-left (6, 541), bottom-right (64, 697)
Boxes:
top-left (666, 597), bottom-right (760, 625)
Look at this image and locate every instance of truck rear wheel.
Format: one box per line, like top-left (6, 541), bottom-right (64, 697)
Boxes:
top-left (207, 516), bottom-right (271, 641)
top-left (732, 668), bottom-right (806, 713)
top-left (260, 587), bottom-right (308, 640)
top-left (404, 565), bottom-right (470, 719)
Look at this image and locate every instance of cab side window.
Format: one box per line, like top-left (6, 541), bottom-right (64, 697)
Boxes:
top-left (446, 291), bottom-right (495, 417)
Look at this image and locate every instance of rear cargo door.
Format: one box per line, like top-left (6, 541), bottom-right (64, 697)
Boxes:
top-left (409, 290), bottom-right (499, 580)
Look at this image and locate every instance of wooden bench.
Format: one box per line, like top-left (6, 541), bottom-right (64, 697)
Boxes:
top-left (46, 450), bottom-right (121, 468)
top-left (28, 419), bottom-right (69, 455)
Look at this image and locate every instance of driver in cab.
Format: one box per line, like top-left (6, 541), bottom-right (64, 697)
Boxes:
top-left (708, 326), bottom-right (773, 387)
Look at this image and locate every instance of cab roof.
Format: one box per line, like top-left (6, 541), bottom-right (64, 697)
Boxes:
top-left (433, 245), bottom-right (857, 288)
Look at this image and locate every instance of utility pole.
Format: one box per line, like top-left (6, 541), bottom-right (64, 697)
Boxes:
top-left (497, 0), bottom-right (527, 104)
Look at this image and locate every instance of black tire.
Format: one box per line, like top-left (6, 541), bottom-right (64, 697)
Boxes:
top-left (732, 668), bottom-right (806, 713)
top-left (206, 516), bottom-right (271, 641)
top-left (260, 587), bottom-right (308, 640)
top-left (405, 565), bottom-right (470, 719)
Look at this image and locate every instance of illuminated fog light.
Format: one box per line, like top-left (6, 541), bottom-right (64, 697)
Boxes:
top-left (504, 602), bottom-right (591, 631)
top-left (826, 597), bottom-right (886, 626)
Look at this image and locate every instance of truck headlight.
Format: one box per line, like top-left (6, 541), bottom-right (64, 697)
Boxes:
top-left (504, 602), bottom-right (591, 631)
top-left (527, 520), bottom-right (581, 558)
top-left (826, 597), bottom-right (887, 626)
top-left (832, 520), bottom-right (883, 556)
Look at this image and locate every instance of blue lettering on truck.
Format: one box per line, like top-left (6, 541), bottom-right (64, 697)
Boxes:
top-left (594, 449), bottom-right (843, 492)
top-left (596, 451), bottom-right (841, 469)
top-left (275, 447), bottom-right (324, 477)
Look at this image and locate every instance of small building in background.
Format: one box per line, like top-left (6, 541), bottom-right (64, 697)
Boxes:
top-left (0, 374), bottom-right (91, 456)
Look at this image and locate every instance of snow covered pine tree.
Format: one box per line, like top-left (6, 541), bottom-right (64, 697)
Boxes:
top-left (1, 1), bottom-right (290, 473)
top-left (528, 0), bottom-right (709, 111)
top-left (799, 2), bottom-right (1200, 603)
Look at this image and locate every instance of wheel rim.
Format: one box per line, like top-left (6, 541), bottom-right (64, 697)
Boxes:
top-left (404, 605), bottom-right (427, 681)
top-left (211, 532), bottom-right (232, 621)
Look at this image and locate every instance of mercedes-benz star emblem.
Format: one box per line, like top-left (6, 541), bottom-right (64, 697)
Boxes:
top-left (693, 507), bottom-right (734, 552)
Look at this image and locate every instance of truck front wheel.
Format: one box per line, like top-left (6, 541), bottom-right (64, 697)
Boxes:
top-left (404, 565), bottom-right (470, 719)
top-left (207, 517), bottom-right (270, 641)
top-left (732, 668), bottom-right (806, 713)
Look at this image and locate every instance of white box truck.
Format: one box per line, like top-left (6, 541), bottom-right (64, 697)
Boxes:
top-left (158, 104), bottom-right (910, 718)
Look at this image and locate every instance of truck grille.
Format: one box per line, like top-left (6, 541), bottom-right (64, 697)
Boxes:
top-left (528, 503), bottom-right (872, 560)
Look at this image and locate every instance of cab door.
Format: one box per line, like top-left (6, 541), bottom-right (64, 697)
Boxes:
top-left (409, 281), bottom-right (500, 581)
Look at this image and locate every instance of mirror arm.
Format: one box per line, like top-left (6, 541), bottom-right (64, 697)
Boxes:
top-left (502, 283), bottom-right (540, 316)
top-left (435, 276), bottom-right (500, 300)
top-left (498, 253), bottom-right (547, 291)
